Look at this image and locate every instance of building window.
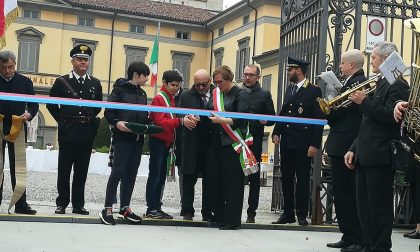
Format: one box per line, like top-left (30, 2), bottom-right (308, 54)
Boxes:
top-left (176, 31), bottom-right (190, 40)
top-left (214, 47), bottom-right (224, 69)
top-left (218, 27), bottom-right (224, 37)
top-left (236, 37), bottom-right (250, 82)
top-left (78, 17), bottom-right (94, 27)
top-left (171, 51), bottom-right (194, 88)
top-left (125, 46), bottom-right (148, 73)
top-left (23, 10), bottom-right (40, 19)
top-left (72, 39), bottom-right (98, 76)
top-left (262, 74), bottom-right (272, 91)
top-left (16, 27), bottom-right (45, 73)
top-left (130, 24), bottom-right (144, 34)
top-left (243, 15), bottom-right (250, 25)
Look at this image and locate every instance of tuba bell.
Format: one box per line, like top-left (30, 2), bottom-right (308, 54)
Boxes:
top-left (403, 18), bottom-right (420, 152)
top-left (318, 76), bottom-right (378, 114)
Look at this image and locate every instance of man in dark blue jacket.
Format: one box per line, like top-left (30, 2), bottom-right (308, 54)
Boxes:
top-left (272, 57), bottom-right (324, 226)
top-left (0, 50), bottom-right (38, 214)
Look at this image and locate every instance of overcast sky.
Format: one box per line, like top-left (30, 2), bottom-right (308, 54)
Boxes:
top-left (223, 0), bottom-right (242, 9)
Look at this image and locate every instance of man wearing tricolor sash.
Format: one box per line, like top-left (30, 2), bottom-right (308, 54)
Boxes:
top-left (207, 65), bottom-right (255, 230)
top-left (0, 50), bottom-right (38, 214)
top-left (145, 70), bottom-right (197, 219)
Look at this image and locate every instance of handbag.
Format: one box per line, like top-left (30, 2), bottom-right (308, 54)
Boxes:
top-left (390, 139), bottom-right (410, 172)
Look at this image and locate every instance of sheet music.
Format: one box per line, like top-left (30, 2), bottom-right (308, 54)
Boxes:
top-left (318, 71), bottom-right (343, 100)
top-left (379, 51), bottom-right (409, 84)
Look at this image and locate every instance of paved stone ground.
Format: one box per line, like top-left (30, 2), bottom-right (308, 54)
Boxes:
top-left (0, 171), bottom-right (278, 223)
top-left (0, 221), bottom-right (418, 252)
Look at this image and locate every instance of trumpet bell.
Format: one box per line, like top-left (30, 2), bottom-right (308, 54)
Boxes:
top-left (317, 97), bottom-right (330, 114)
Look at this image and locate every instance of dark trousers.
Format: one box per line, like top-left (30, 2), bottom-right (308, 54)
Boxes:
top-left (355, 164), bottom-right (395, 252)
top-left (247, 135), bottom-right (263, 218)
top-left (146, 137), bottom-right (169, 211)
top-left (330, 156), bottom-right (362, 245)
top-left (56, 141), bottom-right (93, 208)
top-left (280, 149), bottom-right (311, 218)
top-left (207, 145), bottom-right (244, 227)
top-left (181, 172), bottom-right (211, 217)
top-left (104, 140), bottom-right (143, 209)
top-left (409, 153), bottom-right (420, 223)
top-left (0, 141), bottom-right (28, 210)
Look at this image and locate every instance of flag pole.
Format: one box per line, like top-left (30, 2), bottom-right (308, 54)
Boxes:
top-left (153, 22), bottom-right (160, 96)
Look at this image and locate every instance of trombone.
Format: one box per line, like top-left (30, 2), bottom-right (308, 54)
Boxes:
top-left (318, 76), bottom-right (378, 114)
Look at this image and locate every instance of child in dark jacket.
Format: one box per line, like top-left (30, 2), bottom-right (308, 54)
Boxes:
top-left (99, 61), bottom-right (150, 225)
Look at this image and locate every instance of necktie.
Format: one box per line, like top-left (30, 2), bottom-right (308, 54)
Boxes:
top-left (201, 95), bottom-right (208, 107)
top-left (78, 77), bottom-right (84, 85)
top-left (291, 84), bottom-right (298, 95)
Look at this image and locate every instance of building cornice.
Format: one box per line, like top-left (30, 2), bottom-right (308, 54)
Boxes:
top-left (253, 49), bottom-right (279, 69)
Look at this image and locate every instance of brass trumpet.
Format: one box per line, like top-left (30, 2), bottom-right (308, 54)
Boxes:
top-left (318, 76), bottom-right (378, 114)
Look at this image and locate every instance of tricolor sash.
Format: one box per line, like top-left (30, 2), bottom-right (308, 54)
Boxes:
top-left (157, 91), bottom-right (176, 181)
top-left (212, 88), bottom-right (259, 176)
top-left (0, 115), bottom-right (27, 211)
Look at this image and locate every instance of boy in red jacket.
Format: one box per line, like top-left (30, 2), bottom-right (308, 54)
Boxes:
top-left (145, 70), bottom-right (197, 219)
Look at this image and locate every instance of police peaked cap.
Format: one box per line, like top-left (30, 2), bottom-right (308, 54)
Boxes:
top-left (287, 57), bottom-right (310, 72)
top-left (70, 44), bottom-right (92, 59)
top-left (125, 122), bottom-right (164, 135)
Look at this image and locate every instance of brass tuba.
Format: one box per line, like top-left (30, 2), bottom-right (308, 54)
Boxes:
top-left (318, 76), bottom-right (378, 114)
top-left (403, 18), bottom-right (420, 147)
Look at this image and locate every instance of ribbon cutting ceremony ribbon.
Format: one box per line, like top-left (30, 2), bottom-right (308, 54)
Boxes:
top-left (0, 92), bottom-right (327, 126)
top-left (0, 115), bottom-right (27, 212)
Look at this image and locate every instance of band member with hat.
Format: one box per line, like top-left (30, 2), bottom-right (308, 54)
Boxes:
top-left (272, 57), bottom-right (324, 226)
top-left (47, 44), bottom-right (102, 215)
top-left (0, 50), bottom-right (38, 215)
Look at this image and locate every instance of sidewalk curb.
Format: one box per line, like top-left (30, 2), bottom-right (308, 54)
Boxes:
top-left (0, 214), bottom-right (339, 232)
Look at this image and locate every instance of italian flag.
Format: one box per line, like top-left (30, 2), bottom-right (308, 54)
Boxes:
top-left (149, 34), bottom-right (159, 87)
top-left (0, 0), bottom-right (19, 49)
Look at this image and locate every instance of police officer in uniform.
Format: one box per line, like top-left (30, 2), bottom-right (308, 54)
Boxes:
top-left (47, 44), bottom-right (102, 215)
top-left (272, 57), bottom-right (324, 226)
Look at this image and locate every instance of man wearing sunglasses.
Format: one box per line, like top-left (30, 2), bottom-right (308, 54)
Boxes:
top-left (178, 69), bottom-right (214, 221)
top-left (242, 65), bottom-right (276, 223)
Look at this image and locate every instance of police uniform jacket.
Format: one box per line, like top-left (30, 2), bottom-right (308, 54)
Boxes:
top-left (325, 69), bottom-right (366, 157)
top-left (244, 82), bottom-right (276, 137)
top-left (104, 78), bottom-right (149, 143)
top-left (349, 77), bottom-right (409, 166)
top-left (178, 86), bottom-right (213, 174)
top-left (0, 73), bottom-right (39, 135)
top-left (273, 79), bottom-right (324, 150)
top-left (47, 72), bottom-right (102, 143)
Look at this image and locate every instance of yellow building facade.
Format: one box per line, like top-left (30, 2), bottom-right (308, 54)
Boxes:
top-left (4, 0), bottom-right (281, 151)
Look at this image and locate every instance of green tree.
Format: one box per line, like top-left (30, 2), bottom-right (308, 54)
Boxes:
top-left (93, 117), bottom-right (111, 150)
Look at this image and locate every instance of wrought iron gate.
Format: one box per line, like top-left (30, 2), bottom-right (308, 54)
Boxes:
top-left (272, 0), bottom-right (420, 225)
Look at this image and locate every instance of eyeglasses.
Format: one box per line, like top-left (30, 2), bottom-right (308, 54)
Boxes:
top-left (213, 80), bottom-right (224, 85)
top-left (243, 73), bottom-right (258, 77)
top-left (194, 82), bottom-right (209, 87)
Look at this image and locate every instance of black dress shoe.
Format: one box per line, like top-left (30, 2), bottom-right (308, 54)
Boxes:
top-left (183, 213), bottom-right (193, 221)
top-left (340, 244), bottom-right (362, 252)
top-left (403, 229), bottom-right (417, 237)
top-left (219, 225), bottom-right (240, 230)
top-left (72, 207), bottom-right (89, 215)
top-left (298, 218), bottom-right (309, 226)
top-left (246, 216), bottom-right (255, 223)
top-left (326, 240), bottom-right (352, 248)
top-left (406, 231), bottom-right (420, 239)
top-left (272, 214), bottom-right (296, 224)
top-left (55, 206), bottom-right (66, 214)
top-left (15, 205), bottom-right (37, 215)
